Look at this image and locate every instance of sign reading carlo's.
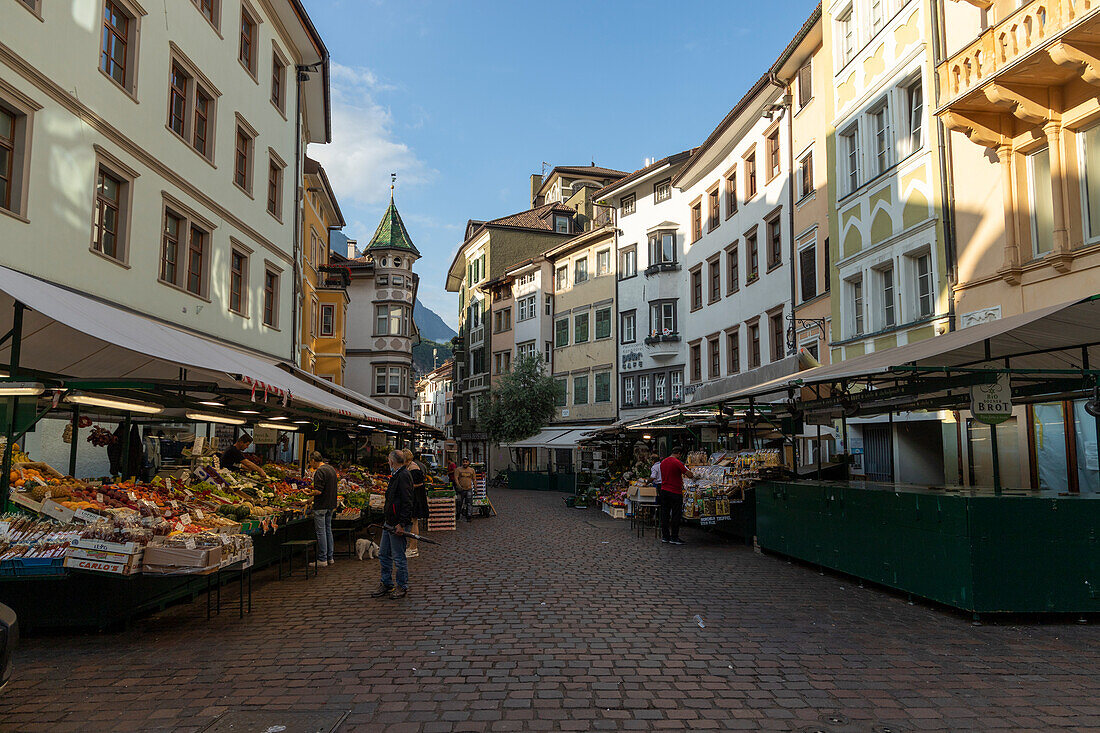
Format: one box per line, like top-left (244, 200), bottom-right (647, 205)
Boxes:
top-left (970, 374), bottom-right (1012, 425)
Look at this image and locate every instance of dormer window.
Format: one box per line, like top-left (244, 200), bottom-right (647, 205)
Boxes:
top-left (554, 215), bottom-right (570, 234)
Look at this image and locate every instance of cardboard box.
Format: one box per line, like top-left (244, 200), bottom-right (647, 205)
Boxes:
top-left (66, 547), bottom-right (143, 565)
top-left (71, 538), bottom-right (140, 554)
top-left (141, 544), bottom-right (222, 572)
top-left (40, 498), bottom-right (75, 522)
top-left (626, 484), bottom-right (657, 501)
top-left (63, 556), bottom-right (139, 575)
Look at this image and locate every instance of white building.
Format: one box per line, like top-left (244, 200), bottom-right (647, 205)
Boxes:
top-left (414, 360), bottom-right (452, 464)
top-left (675, 76), bottom-right (799, 405)
top-left (506, 258), bottom-right (554, 370)
top-left (0, 0), bottom-right (329, 360)
top-left (596, 151), bottom-right (695, 422)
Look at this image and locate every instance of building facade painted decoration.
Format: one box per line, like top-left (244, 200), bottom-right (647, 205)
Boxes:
top-left (300, 157), bottom-right (348, 383)
top-left (0, 0), bottom-right (329, 360)
top-left (339, 196), bottom-right (420, 415)
top-left (596, 152), bottom-right (695, 423)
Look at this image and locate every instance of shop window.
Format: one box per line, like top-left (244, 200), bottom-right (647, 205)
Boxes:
top-left (1032, 403), bottom-right (1070, 491)
top-left (1072, 400), bottom-right (1100, 493)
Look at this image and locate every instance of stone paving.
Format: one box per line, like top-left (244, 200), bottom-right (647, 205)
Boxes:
top-left (2, 489), bottom-right (1100, 732)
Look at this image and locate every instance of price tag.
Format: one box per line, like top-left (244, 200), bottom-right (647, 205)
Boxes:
top-left (169, 500), bottom-right (179, 508)
top-left (96, 493), bottom-right (105, 503)
top-left (193, 508), bottom-right (204, 520)
top-left (0, 520), bottom-right (10, 537)
top-left (219, 534), bottom-right (231, 545)
top-left (164, 509), bottom-right (173, 518)
top-left (179, 513), bottom-right (191, 525)
top-left (183, 489), bottom-right (194, 497)
top-left (127, 491), bottom-right (138, 502)
top-left (165, 477), bottom-right (173, 492)
top-left (174, 521), bottom-right (185, 532)
top-left (184, 537), bottom-right (197, 550)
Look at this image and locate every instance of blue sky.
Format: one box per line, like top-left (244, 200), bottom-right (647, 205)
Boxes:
top-left (306, 0), bottom-right (819, 331)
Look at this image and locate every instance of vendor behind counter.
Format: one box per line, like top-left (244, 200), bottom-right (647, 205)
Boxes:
top-left (220, 433), bottom-right (269, 479)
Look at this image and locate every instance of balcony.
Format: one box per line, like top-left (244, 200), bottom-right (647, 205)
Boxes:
top-left (644, 262), bottom-right (681, 277)
top-left (643, 333), bottom-right (681, 358)
top-left (938, 0), bottom-right (1100, 138)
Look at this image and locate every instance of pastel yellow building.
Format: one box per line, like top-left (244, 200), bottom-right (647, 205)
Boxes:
top-left (300, 157), bottom-right (347, 383)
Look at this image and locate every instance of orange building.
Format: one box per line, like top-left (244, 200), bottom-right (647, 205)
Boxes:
top-left (300, 157), bottom-right (348, 383)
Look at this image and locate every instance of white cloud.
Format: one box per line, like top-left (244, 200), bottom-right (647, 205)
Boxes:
top-left (308, 63), bottom-right (433, 208)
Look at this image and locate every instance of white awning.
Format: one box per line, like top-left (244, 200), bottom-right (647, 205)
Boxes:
top-left (0, 265), bottom-right (408, 425)
top-left (501, 428), bottom-right (572, 448)
top-left (694, 295), bottom-right (1100, 406)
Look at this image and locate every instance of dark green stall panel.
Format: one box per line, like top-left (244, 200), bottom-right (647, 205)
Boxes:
top-left (756, 480), bottom-right (1100, 614)
top-left (506, 470), bottom-right (577, 492)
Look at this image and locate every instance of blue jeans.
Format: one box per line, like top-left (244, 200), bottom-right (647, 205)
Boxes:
top-left (379, 529), bottom-right (408, 589)
top-left (313, 509), bottom-right (334, 562)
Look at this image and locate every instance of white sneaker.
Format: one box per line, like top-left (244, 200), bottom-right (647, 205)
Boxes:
top-left (310, 560), bottom-right (328, 568)
top-left (327, 557), bottom-right (335, 565)
top-left (405, 548), bottom-right (419, 558)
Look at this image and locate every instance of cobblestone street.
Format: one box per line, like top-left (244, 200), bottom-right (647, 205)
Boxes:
top-left (3, 489), bottom-right (1100, 732)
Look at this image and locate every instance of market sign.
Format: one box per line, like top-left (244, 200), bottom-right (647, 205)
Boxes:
top-left (970, 374), bottom-right (1012, 425)
top-left (252, 427), bottom-right (278, 444)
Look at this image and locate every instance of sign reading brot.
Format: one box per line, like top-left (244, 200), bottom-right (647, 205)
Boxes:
top-left (971, 374), bottom-right (1012, 425)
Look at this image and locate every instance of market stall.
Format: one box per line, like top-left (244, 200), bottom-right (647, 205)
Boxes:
top-left (696, 295), bottom-right (1100, 615)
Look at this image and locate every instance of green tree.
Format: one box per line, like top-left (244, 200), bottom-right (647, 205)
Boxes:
top-left (484, 354), bottom-right (562, 445)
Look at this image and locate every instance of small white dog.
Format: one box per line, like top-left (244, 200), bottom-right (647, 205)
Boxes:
top-left (355, 538), bottom-right (380, 560)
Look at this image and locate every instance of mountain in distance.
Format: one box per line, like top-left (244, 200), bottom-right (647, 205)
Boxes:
top-left (414, 299), bottom-right (457, 343)
top-left (413, 339), bottom-right (453, 375)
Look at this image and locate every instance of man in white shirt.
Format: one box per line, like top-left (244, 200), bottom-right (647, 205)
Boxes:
top-left (649, 453), bottom-right (662, 491)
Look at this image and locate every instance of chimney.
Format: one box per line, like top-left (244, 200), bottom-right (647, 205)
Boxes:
top-left (347, 238), bottom-right (358, 259)
top-left (530, 174), bottom-right (543, 208)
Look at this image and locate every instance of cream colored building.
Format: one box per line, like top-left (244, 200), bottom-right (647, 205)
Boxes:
top-left (0, 0), bottom-right (329, 360)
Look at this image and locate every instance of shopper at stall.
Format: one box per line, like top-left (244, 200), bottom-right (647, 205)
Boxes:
top-left (447, 458), bottom-right (457, 487)
top-left (371, 450), bottom-right (413, 599)
top-left (404, 449), bottom-right (429, 559)
top-left (219, 434), bottom-right (269, 479)
top-left (453, 457), bottom-right (476, 523)
top-left (650, 453), bottom-right (662, 491)
top-left (309, 451), bottom-right (339, 567)
top-left (658, 447), bottom-right (695, 545)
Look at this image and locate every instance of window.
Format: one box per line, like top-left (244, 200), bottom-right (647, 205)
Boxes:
top-left (654, 178), bottom-right (672, 203)
top-left (771, 312), bottom-right (786, 361)
top-left (690, 267), bottom-right (703, 310)
top-left (621, 193), bottom-right (636, 216)
top-left (655, 374), bottom-right (666, 403)
top-left (267, 156), bottom-right (285, 219)
top-left (639, 375), bottom-right (650, 405)
top-left (799, 242), bottom-right (817, 302)
top-left (574, 312), bottom-right (590, 343)
top-left (916, 253), bottom-right (933, 317)
top-left (1082, 124), bottom-right (1100, 239)
top-left (493, 351), bottom-right (511, 374)
top-left (573, 375), bottom-right (589, 405)
top-left (545, 340), bottom-right (552, 363)
top-left (749, 323), bottom-right (762, 368)
top-left (310, 296), bottom-right (318, 338)
top-left (574, 257), bottom-right (589, 284)
top-left (234, 123), bottom-right (254, 193)
top-left (905, 78), bottom-right (924, 156)
top-left (239, 5), bottom-right (257, 76)
top-left (193, 89), bottom-right (212, 158)
top-left (797, 60), bottom-right (813, 109)
top-left (0, 101), bottom-right (31, 216)
top-left (871, 0), bottom-right (884, 35)
top-left (517, 341), bottom-right (537, 361)
top-left (839, 7), bottom-right (855, 66)
top-left (517, 272), bottom-right (535, 286)
top-left (726, 243), bottom-right (740, 294)
top-left (798, 150), bottom-right (814, 200)
top-left (101, 1), bottom-right (136, 91)
top-left (841, 125), bottom-right (860, 194)
top-left (229, 249), bottom-right (248, 315)
top-left (93, 165), bottom-right (126, 262)
top-left (263, 268), bottom-right (279, 327)
top-left (594, 372), bottom-right (611, 403)
top-left (554, 215), bottom-right (570, 234)
top-left (161, 212), bottom-right (182, 284)
top-left (518, 294), bottom-right (536, 321)
top-left (195, 0), bottom-right (218, 27)
top-left (850, 277), bottom-right (864, 335)
top-left (708, 188), bottom-right (720, 231)
top-left (766, 215), bottom-right (782, 269)
top-left (766, 129), bottom-right (781, 180)
top-left (691, 201), bottom-right (702, 242)
top-left (671, 371), bottom-right (683, 402)
top-left (708, 337), bottom-right (720, 379)
top-left (824, 237), bottom-right (831, 292)
top-left (375, 305), bottom-right (409, 336)
top-left (623, 377), bottom-right (635, 406)
top-left (554, 378), bottom-right (568, 407)
top-left (545, 295), bottom-right (552, 315)
top-left (618, 246), bottom-right (637, 279)
top-left (596, 249), bottom-right (610, 276)
top-left (650, 301), bottom-right (676, 336)
top-left (271, 53), bottom-right (287, 113)
top-left (621, 311), bottom-right (636, 343)
top-left (745, 152), bottom-right (757, 198)
top-left (555, 266), bottom-right (568, 291)
top-left (725, 170), bottom-right (738, 216)
top-left (169, 64), bottom-right (188, 137)
top-left (871, 102), bottom-right (892, 175)
top-left (727, 330), bottom-right (740, 374)
top-left (375, 366), bottom-right (409, 395)
top-left (881, 265), bottom-right (896, 328)
top-left (708, 257), bottom-right (721, 303)
top-left (595, 307), bottom-right (612, 339)
top-left (466, 254), bottom-right (485, 286)
top-left (690, 343), bottom-right (702, 382)
top-left (555, 317), bottom-right (569, 347)
top-left (650, 231), bottom-right (677, 265)
top-left (1029, 147), bottom-right (1054, 256)
top-left (746, 230), bottom-right (759, 282)
top-left (493, 307), bottom-right (512, 333)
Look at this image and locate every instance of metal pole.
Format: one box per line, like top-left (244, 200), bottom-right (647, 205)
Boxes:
top-left (1, 302), bottom-right (25, 511)
top-left (888, 410), bottom-right (896, 483)
top-left (120, 413), bottom-right (132, 480)
top-left (68, 405), bottom-right (80, 477)
top-left (990, 420), bottom-right (1002, 495)
top-left (816, 423), bottom-right (822, 480)
top-left (841, 413), bottom-right (850, 481)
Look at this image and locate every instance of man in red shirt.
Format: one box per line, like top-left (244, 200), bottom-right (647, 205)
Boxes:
top-left (658, 447), bottom-right (695, 545)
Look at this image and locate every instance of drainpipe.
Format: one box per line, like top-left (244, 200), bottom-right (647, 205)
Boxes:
top-left (930, 0), bottom-right (958, 332)
top-left (293, 62), bottom-right (323, 366)
top-left (768, 72), bottom-right (798, 357)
